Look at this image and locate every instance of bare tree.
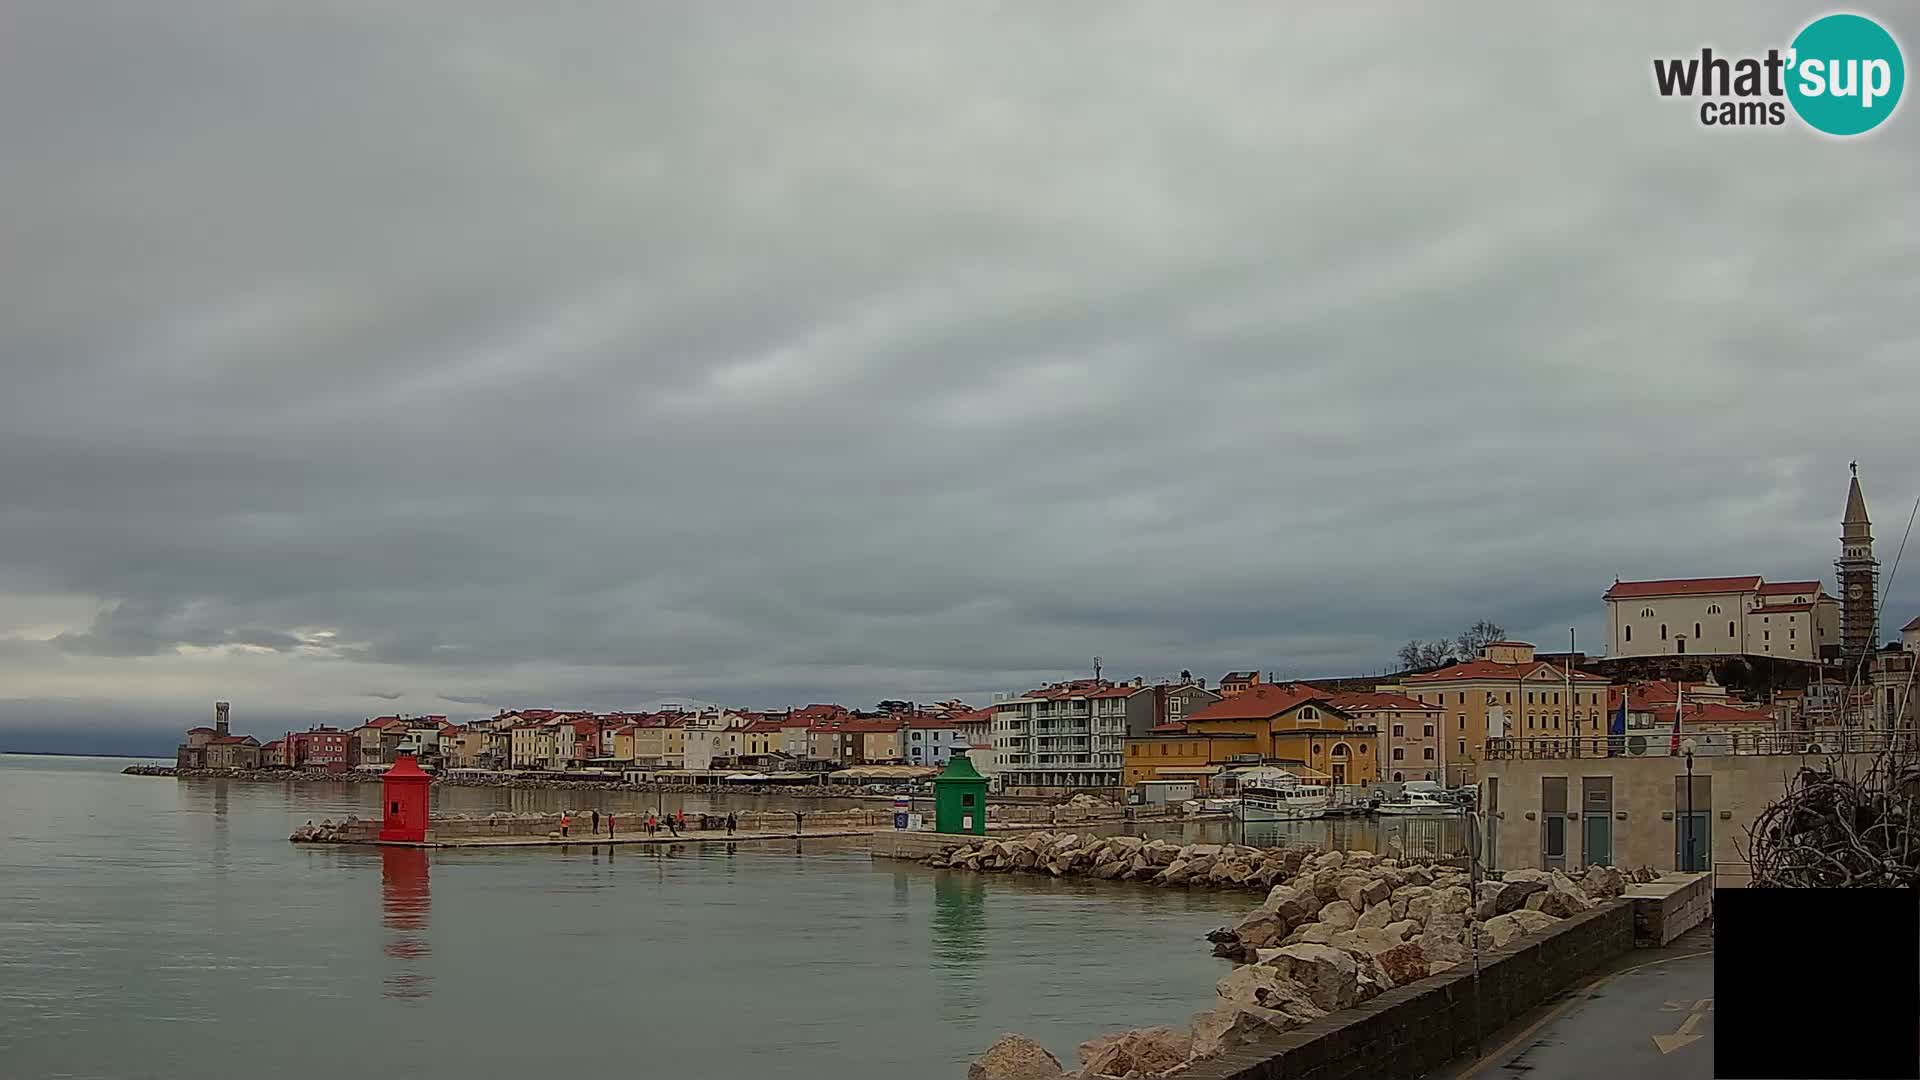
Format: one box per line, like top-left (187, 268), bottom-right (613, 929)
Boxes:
top-left (1454, 620), bottom-right (1507, 661)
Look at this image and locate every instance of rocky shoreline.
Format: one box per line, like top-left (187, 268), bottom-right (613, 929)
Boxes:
top-left (914, 835), bottom-right (1653, 1079)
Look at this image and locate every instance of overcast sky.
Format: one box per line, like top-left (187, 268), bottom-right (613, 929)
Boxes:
top-left (3, 3), bottom-right (1917, 748)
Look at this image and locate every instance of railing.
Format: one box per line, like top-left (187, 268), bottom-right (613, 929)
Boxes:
top-left (1484, 729), bottom-right (1912, 760)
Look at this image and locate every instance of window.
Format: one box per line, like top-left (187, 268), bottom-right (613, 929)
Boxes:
top-left (1642, 607), bottom-right (1655, 617)
top-left (1707, 604), bottom-right (1721, 615)
top-left (1394, 771), bottom-right (1404, 781)
top-left (1359, 745), bottom-right (1368, 755)
top-left (1458, 739), bottom-right (1467, 756)
top-left (1457, 715), bottom-right (1465, 731)
top-left (1625, 625), bottom-right (1632, 642)
top-left (1393, 748), bottom-right (1405, 760)
top-left (1392, 724), bottom-right (1405, 737)
top-left (1790, 628), bottom-right (1796, 640)
top-left (1423, 724), bottom-right (1435, 737)
top-left (1728, 621), bottom-right (1735, 637)
top-left (1764, 630), bottom-right (1770, 641)
top-left (1505, 692), bottom-right (1512, 704)
top-left (1457, 692), bottom-right (1465, 705)
top-left (1694, 622), bottom-right (1701, 639)
top-left (1299, 707), bottom-right (1318, 720)
top-left (1553, 693), bottom-right (1560, 705)
top-left (1423, 747), bottom-right (1435, 759)
top-left (1528, 692), bottom-right (1536, 705)
top-left (1660, 624), bottom-right (1668, 639)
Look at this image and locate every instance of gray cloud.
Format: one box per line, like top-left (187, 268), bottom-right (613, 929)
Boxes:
top-left (2, 2), bottom-right (1918, 741)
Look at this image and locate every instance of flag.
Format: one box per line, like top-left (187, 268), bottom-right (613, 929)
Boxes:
top-left (1608, 688), bottom-right (1628, 756)
top-left (1668, 684), bottom-right (1685, 756)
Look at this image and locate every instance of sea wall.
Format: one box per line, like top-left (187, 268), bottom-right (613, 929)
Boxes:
top-left (1184, 901), bottom-right (1638, 1080)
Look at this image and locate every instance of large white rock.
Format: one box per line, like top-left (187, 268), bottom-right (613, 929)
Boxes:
top-left (1190, 1005), bottom-right (1302, 1059)
top-left (1431, 886), bottom-right (1473, 916)
top-left (1355, 901), bottom-right (1395, 931)
top-left (1317, 900), bottom-right (1359, 930)
top-left (1483, 913), bottom-right (1525, 949)
top-left (1259, 943), bottom-right (1362, 1012)
top-left (1215, 966), bottom-right (1326, 1024)
top-left (1509, 909), bottom-right (1562, 934)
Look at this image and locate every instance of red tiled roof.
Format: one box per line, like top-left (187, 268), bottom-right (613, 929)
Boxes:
top-left (946, 708), bottom-right (993, 722)
top-left (1147, 721), bottom-right (1188, 733)
top-left (1221, 671), bottom-right (1259, 682)
top-left (209, 735), bottom-right (258, 745)
top-left (1604, 576), bottom-right (1762, 599)
top-left (837, 719), bottom-right (906, 734)
top-left (1757, 581), bottom-right (1821, 596)
top-left (904, 716), bottom-right (959, 729)
top-left (1186, 683), bottom-right (1336, 721)
top-left (1406, 659), bottom-right (1608, 683)
top-left (1329, 691), bottom-right (1441, 713)
top-left (743, 720), bottom-right (785, 734)
top-left (1650, 702), bottom-right (1773, 725)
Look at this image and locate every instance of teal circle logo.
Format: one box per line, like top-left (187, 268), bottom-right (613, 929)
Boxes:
top-left (1787, 13), bottom-right (1904, 135)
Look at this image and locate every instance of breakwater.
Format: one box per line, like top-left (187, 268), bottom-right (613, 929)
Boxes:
top-left (952, 841), bottom-right (1652, 1079)
top-left (123, 764), bottom-right (880, 799)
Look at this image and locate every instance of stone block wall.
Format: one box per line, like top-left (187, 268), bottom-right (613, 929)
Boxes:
top-left (1188, 900), bottom-right (1637, 1080)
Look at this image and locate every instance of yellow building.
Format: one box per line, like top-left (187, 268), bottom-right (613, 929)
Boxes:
top-left (627, 720), bottom-right (686, 768)
top-left (1384, 641), bottom-right (1611, 785)
top-left (1124, 683), bottom-right (1380, 788)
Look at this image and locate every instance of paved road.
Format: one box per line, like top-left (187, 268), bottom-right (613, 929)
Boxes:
top-left (1455, 933), bottom-right (1713, 1080)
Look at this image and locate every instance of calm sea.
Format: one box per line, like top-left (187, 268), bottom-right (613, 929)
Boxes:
top-left (0, 754), bottom-right (1292, 1080)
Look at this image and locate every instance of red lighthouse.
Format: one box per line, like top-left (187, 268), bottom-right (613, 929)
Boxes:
top-left (378, 753), bottom-right (431, 843)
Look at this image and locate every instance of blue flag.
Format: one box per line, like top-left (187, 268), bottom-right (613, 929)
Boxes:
top-left (1607, 690), bottom-right (1628, 756)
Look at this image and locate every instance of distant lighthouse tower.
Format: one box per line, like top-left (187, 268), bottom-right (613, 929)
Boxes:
top-left (1837, 462), bottom-right (1879, 660)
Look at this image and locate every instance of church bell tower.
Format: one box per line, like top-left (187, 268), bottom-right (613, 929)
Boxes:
top-left (1837, 462), bottom-right (1879, 659)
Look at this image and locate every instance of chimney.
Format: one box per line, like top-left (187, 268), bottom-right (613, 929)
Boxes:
top-left (215, 701), bottom-right (231, 738)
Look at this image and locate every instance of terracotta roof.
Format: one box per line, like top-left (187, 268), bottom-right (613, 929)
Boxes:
top-left (904, 716), bottom-right (959, 729)
top-left (186, 726), bottom-right (217, 734)
top-left (946, 708), bottom-right (993, 722)
top-left (1147, 721), bottom-right (1188, 733)
top-left (1405, 659), bottom-right (1608, 683)
top-left (1329, 691), bottom-right (1441, 713)
top-left (743, 720), bottom-right (785, 734)
top-left (1221, 671), bottom-right (1259, 682)
top-left (1651, 701), bottom-right (1774, 725)
top-left (209, 735), bottom-right (258, 745)
top-left (1604, 576), bottom-right (1762, 599)
top-left (1757, 581), bottom-right (1822, 596)
top-left (1186, 683), bottom-right (1337, 721)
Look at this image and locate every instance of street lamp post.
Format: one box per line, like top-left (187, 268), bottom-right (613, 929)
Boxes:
top-left (1682, 737), bottom-right (1698, 872)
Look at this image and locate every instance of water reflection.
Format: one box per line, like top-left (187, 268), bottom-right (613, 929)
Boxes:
top-left (380, 847), bottom-right (432, 1000)
top-left (931, 872), bottom-right (987, 1018)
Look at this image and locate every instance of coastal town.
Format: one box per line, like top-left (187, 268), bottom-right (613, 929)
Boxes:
top-left (158, 469), bottom-right (1920, 878)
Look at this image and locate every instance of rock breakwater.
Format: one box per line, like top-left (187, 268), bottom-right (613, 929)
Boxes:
top-left (961, 848), bottom-right (1654, 1078)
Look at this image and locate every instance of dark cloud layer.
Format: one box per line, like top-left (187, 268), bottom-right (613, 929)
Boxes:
top-left (3, 3), bottom-right (1918, 744)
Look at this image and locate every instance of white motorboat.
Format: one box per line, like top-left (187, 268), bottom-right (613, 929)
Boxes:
top-left (1233, 783), bottom-right (1331, 822)
top-left (1374, 791), bottom-right (1463, 816)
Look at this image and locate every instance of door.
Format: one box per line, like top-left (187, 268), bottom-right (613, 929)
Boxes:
top-left (1583, 814), bottom-right (1611, 868)
top-left (1541, 777), bottom-right (1568, 871)
top-left (1676, 814), bottom-right (1710, 871)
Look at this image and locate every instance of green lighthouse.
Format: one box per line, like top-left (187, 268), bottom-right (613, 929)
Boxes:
top-left (932, 751), bottom-right (989, 835)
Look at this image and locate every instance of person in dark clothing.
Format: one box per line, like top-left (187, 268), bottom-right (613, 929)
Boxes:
top-left (726, 812), bottom-right (737, 836)
top-left (591, 809), bottom-right (601, 834)
top-left (663, 812), bottom-right (679, 837)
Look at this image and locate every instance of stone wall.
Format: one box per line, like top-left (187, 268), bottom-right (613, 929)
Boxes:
top-left (1184, 901), bottom-right (1637, 1080)
top-left (1626, 872), bottom-right (1713, 946)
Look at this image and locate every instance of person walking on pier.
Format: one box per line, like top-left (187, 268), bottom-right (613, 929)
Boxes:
top-left (591, 809), bottom-right (600, 834)
top-left (607, 813), bottom-right (616, 838)
top-left (560, 812), bottom-right (571, 839)
top-left (664, 812), bottom-right (679, 837)
top-left (726, 812), bottom-right (737, 836)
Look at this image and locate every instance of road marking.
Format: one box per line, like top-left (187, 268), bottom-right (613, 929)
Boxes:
top-left (1455, 949), bottom-right (1711, 1078)
top-left (1653, 998), bottom-right (1713, 1054)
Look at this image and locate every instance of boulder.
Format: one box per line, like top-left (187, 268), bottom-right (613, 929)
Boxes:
top-left (1479, 878), bottom-right (1546, 917)
top-left (1317, 900), bottom-right (1358, 930)
top-left (1312, 869), bottom-right (1347, 904)
top-left (1403, 865), bottom-right (1435, 886)
top-left (1375, 941), bottom-right (1428, 987)
top-left (1233, 907), bottom-right (1295, 950)
top-left (1090, 859), bottom-right (1126, 880)
top-left (1155, 859), bottom-right (1192, 886)
top-left (1309, 850), bottom-right (1345, 871)
top-left (1534, 874), bottom-right (1594, 918)
top-left (1336, 945), bottom-right (1395, 997)
top-left (1328, 928), bottom-right (1399, 956)
top-left (1580, 865), bottom-right (1626, 900)
top-left (1357, 877), bottom-right (1392, 907)
top-left (1214, 965), bottom-right (1326, 1024)
top-left (1077, 1026), bottom-right (1191, 1078)
top-left (1502, 868), bottom-right (1551, 885)
top-left (1345, 851), bottom-right (1377, 870)
top-left (1263, 883), bottom-right (1305, 912)
top-left (1483, 913), bottom-right (1525, 949)
top-left (1259, 943), bottom-right (1361, 1012)
top-left (1011, 849), bottom-right (1039, 871)
top-left (1508, 909), bottom-right (1561, 934)
top-left (1431, 886), bottom-right (1473, 916)
top-left (1355, 901), bottom-right (1394, 931)
top-left (1417, 931), bottom-right (1469, 966)
top-left (1428, 960), bottom-right (1458, 977)
top-left (1282, 921), bottom-right (1336, 946)
top-left (1384, 919), bottom-right (1420, 943)
top-left (1335, 876), bottom-right (1370, 910)
top-left (1190, 1006), bottom-right (1297, 1059)
top-left (968, 1034), bottom-right (1064, 1080)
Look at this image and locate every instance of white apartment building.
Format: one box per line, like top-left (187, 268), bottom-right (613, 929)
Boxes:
top-left (991, 678), bottom-right (1220, 794)
top-left (1604, 576), bottom-right (1838, 661)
